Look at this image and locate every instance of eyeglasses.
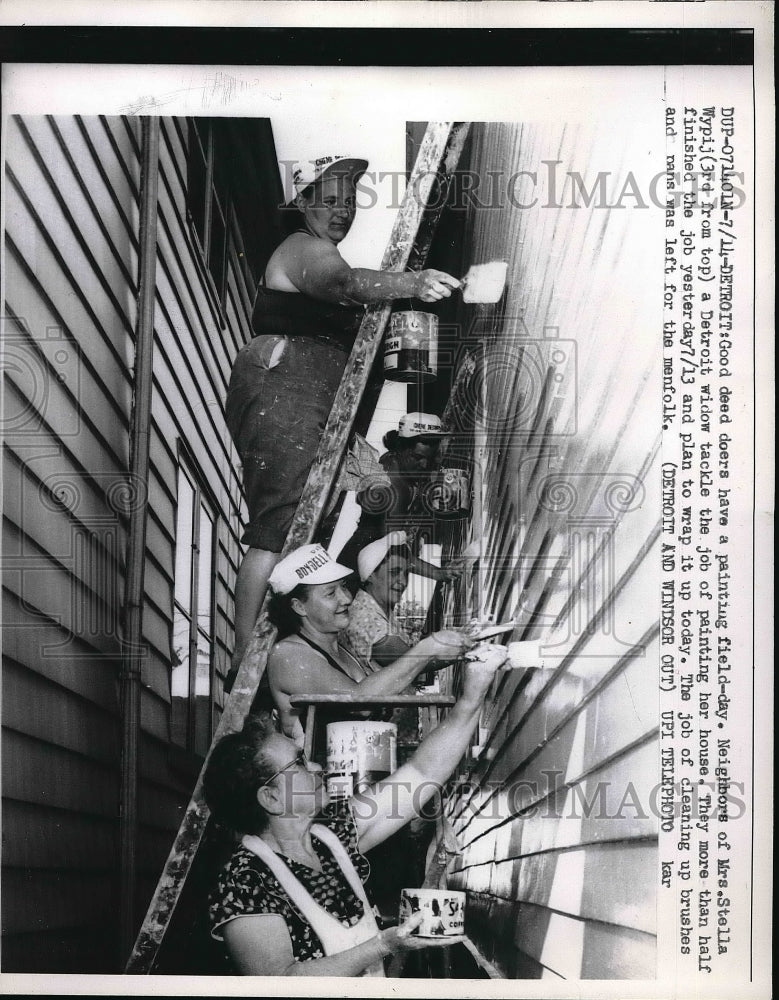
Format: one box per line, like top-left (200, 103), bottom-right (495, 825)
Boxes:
top-left (258, 749), bottom-right (309, 789)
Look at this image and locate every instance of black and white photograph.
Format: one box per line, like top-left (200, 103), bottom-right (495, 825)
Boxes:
top-left (0, 3), bottom-right (773, 996)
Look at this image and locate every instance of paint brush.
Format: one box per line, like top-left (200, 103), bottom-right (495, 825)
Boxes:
top-left (465, 641), bottom-right (546, 670)
top-left (466, 640), bottom-right (605, 684)
top-left (468, 621), bottom-right (516, 640)
top-left (460, 261), bottom-right (508, 304)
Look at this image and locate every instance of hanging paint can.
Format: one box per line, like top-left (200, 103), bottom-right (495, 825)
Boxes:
top-left (425, 467), bottom-right (472, 516)
top-left (326, 721), bottom-right (397, 798)
top-left (383, 310), bottom-right (438, 382)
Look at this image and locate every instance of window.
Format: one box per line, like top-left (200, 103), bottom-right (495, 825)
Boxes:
top-left (185, 116), bottom-right (286, 315)
top-left (187, 119), bottom-right (230, 305)
top-left (171, 455), bottom-right (216, 756)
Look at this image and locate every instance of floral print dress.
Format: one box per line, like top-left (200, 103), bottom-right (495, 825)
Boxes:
top-left (210, 799), bottom-right (372, 964)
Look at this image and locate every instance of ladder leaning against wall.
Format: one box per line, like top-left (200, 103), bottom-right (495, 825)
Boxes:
top-left (125, 121), bottom-right (472, 974)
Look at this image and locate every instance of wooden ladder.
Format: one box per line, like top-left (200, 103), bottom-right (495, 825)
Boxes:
top-left (125, 121), bottom-right (471, 973)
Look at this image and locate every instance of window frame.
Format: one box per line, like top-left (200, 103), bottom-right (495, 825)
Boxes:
top-left (170, 441), bottom-right (219, 758)
top-left (185, 118), bottom-right (231, 321)
top-left (184, 115), bottom-right (285, 328)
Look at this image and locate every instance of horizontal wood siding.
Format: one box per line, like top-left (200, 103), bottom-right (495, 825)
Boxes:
top-left (439, 122), bottom-right (660, 979)
top-left (3, 113), bottom-right (267, 969)
top-left (2, 113), bottom-right (140, 971)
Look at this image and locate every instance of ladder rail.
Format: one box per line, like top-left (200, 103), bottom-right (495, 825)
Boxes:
top-left (125, 121), bottom-right (471, 974)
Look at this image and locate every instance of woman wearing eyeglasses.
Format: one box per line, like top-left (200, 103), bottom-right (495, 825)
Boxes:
top-left (203, 643), bottom-right (507, 976)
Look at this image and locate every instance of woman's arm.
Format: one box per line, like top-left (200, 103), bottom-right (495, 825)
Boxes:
top-left (353, 647), bottom-right (507, 852)
top-left (407, 552), bottom-right (464, 584)
top-left (370, 633), bottom-right (411, 669)
top-left (407, 552), bottom-right (443, 581)
top-left (276, 234), bottom-right (459, 305)
top-left (223, 913), bottom-right (386, 976)
top-left (343, 630), bottom-right (473, 693)
top-left (269, 632), bottom-right (473, 701)
top-left (223, 911), bottom-right (460, 976)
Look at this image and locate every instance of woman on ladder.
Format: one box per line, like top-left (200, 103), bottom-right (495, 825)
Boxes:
top-left (262, 543), bottom-right (474, 743)
top-left (225, 155), bottom-right (461, 684)
top-left (203, 642), bottom-right (508, 975)
top-left (335, 411), bottom-right (466, 590)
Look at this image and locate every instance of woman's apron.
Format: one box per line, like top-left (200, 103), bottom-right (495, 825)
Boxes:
top-left (242, 826), bottom-right (385, 977)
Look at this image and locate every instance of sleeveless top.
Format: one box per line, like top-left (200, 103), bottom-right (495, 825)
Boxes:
top-left (287, 633), bottom-right (386, 737)
top-left (252, 256), bottom-right (365, 353)
top-left (294, 632), bottom-right (378, 681)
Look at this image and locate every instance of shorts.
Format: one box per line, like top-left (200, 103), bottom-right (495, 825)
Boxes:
top-left (226, 335), bottom-right (349, 552)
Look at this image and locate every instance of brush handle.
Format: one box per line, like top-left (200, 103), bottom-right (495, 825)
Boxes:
top-left (473, 622), bottom-right (516, 640)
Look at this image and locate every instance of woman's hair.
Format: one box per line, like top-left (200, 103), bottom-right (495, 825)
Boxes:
top-left (381, 430), bottom-right (442, 453)
top-left (363, 545), bottom-right (410, 590)
top-left (267, 584), bottom-right (308, 637)
top-left (202, 713), bottom-right (279, 834)
top-left (278, 186), bottom-right (316, 238)
top-left (386, 544), bottom-right (410, 563)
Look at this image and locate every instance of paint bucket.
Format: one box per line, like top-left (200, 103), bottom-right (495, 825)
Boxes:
top-left (425, 467), bottom-right (471, 517)
top-left (326, 721), bottom-right (397, 798)
top-left (383, 310), bottom-right (438, 382)
top-left (399, 888), bottom-right (466, 937)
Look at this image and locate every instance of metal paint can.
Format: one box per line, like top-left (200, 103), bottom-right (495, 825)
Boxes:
top-left (383, 310), bottom-right (438, 382)
top-left (427, 467), bottom-right (471, 514)
top-left (325, 721), bottom-right (397, 798)
top-left (399, 888), bottom-right (466, 937)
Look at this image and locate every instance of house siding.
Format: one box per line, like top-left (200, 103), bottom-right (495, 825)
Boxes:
top-left (435, 122), bottom-right (660, 979)
top-left (2, 113), bottom-right (275, 970)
